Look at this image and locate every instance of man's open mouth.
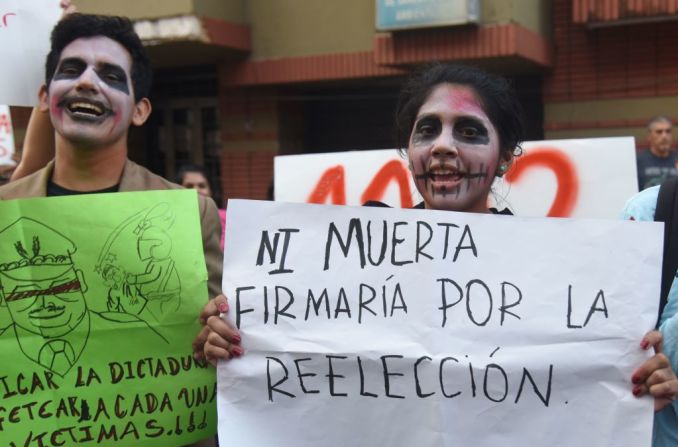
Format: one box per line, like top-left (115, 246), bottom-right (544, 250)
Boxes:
top-left (61, 98), bottom-right (110, 121)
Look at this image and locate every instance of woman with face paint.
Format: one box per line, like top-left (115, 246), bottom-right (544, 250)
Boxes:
top-left (379, 64), bottom-right (523, 214)
top-left (201, 64), bottom-right (678, 417)
top-left (386, 64), bottom-right (678, 415)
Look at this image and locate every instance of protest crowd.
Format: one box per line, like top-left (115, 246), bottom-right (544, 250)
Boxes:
top-left (2, 1), bottom-right (678, 446)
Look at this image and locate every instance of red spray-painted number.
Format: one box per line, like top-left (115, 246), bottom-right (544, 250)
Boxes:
top-left (504, 147), bottom-right (579, 217)
top-left (361, 160), bottom-right (413, 208)
top-left (307, 165), bottom-right (346, 205)
top-left (308, 160), bottom-right (413, 207)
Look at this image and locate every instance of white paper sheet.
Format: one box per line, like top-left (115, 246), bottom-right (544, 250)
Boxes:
top-left (0, 0), bottom-right (61, 106)
top-left (218, 200), bottom-right (661, 447)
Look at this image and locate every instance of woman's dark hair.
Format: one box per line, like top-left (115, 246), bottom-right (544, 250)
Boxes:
top-left (45, 13), bottom-right (152, 102)
top-left (177, 163), bottom-right (209, 184)
top-left (395, 63), bottom-right (525, 158)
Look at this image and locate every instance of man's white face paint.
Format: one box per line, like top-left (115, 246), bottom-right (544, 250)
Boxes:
top-left (46, 36), bottom-right (136, 148)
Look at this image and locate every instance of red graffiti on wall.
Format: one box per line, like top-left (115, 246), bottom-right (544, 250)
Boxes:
top-left (308, 160), bottom-right (414, 207)
top-left (361, 160), bottom-right (413, 208)
top-left (504, 147), bottom-right (579, 217)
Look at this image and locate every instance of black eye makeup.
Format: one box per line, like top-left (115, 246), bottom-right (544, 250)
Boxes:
top-left (54, 58), bottom-right (86, 80)
top-left (52, 58), bottom-right (130, 95)
top-left (97, 63), bottom-right (130, 95)
top-left (411, 115), bottom-right (491, 147)
top-left (454, 118), bottom-right (489, 145)
top-left (411, 116), bottom-right (441, 144)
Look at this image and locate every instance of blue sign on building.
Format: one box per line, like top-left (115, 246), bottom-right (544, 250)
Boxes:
top-left (376, 0), bottom-right (480, 31)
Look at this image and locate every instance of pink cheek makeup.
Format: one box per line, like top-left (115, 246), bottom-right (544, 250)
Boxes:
top-left (108, 110), bottom-right (123, 136)
top-left (50, 94), bottom-right (63, 121)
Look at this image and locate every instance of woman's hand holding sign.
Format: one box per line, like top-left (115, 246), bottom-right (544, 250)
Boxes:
top-left (193, 294), bottom-right (243, 366)
top-left (632, 330), bottom-right (678, 411)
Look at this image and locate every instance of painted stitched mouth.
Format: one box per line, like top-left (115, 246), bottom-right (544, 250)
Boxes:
top-left (428, 167), bottom-right (466, 182)
top-left (430, 171), bottom-right (465, 182)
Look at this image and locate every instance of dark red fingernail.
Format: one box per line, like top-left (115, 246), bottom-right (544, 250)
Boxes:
top-left (631, 375), bottom-right (641, 384)
top-left (219, 302), bottom-right (229, 313)
top-left (232, 346), bottom-right (244, 357)
top-left (641, 340), bottom-right (649, 349)
top-left (232, 334), bottom-right (242, 343)
top-left (632, 386), bottom-right (642, 396)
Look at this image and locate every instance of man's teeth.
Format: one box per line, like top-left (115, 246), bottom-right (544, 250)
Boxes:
top-left (68, 102), bottom-right (104, 115)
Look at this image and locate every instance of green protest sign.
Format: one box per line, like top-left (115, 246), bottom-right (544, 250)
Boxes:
top-left (0, 190), bottom-right (215, 446)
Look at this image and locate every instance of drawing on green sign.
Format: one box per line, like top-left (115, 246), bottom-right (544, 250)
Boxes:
top-left (0, 191), bottom-right (216, 446)
top-left (0, 217), bottom-right (167, 377)
top-left (97, 203), bottom-right (181, 325)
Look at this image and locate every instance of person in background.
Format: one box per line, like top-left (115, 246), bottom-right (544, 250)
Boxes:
top-left (178, 164), bottom-right (226, 250)
top-left (637, 116), bottom-right (676, 190)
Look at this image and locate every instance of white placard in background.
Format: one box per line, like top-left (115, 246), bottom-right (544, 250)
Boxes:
top-left (0, 104), bottom-right (15, 166)
top-left (274, 137), bottom-right (638, 219)
top-left (0, 0), bottom-right (61, 106)
top-left (218, 199), bottom-right (660, 447)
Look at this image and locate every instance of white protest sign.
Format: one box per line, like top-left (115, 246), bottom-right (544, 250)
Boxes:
top-left (0, 105), bottom-right (15, 165)
top-left (0, 0), bottom-right (61, 106)
top-left (274, 136), bottom-right (638, 219)
top-left (218, 199), bottom-right (661, 447)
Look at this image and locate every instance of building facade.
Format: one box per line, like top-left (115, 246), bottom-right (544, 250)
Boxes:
top-left (9, 0), bottom-right (678, 203)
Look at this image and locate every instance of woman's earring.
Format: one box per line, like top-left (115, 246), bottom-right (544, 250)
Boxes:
top-left (497, 164), bottom-right (508, 175)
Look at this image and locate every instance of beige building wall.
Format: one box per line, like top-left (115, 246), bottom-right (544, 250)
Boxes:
top-left (545, 127), bottom-right (648, 142)
top-left (71, 0), bottom-right (551, 59)
top-left (246, 0), bottom-right (375, 59)
top-left (73, 0), bottom-right (245, 22)
top-left (482, 0), bottom-right (552, 36)
top-left (74, 0), bottom-right (193, 19)
top-left (544, 96), bottom-right (678, 144)
top-left (195, 0), bottom-right (247, 23)
top-left (246, 0), bottom-right (551, 60)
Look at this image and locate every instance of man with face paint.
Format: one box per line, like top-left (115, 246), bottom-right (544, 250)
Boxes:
top-left (0, 15), bottom-right (223, 314)
top-left (0, 15), bottom-right (231, 446)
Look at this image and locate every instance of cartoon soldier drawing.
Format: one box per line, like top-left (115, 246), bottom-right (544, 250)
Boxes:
top-left (0, 217), bottom-right (166, 377)
top-left (97, 203), bottom-right (181, 323)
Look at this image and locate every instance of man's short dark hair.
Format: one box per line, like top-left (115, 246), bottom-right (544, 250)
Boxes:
top-left (45, 13), bottom-right (152, 102)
